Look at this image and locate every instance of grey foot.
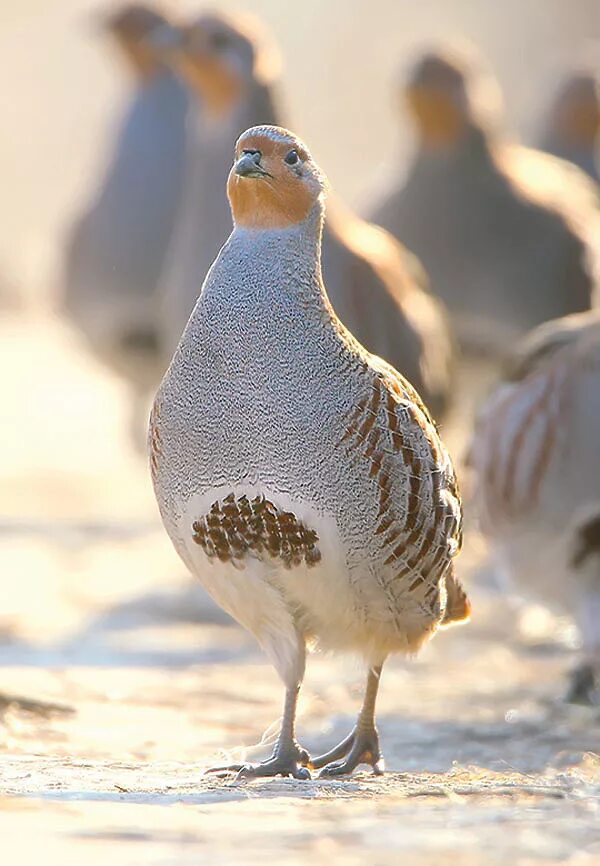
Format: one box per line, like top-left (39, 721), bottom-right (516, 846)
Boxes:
top-left (206, 743), bottom-right (311, 781)
top-left (565, 663), bottom-right (597, 706)
top-left (310, 726), bottom-right (384, 777)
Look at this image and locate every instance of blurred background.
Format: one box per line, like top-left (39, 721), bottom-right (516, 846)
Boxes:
top-left (1, 2), bottom-right (600, 864)
top-left (2, 0), bottom-right (600, 302)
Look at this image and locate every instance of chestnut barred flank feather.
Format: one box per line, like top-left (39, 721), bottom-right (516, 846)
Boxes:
top-left (338, 368), bottom-right (462, 623)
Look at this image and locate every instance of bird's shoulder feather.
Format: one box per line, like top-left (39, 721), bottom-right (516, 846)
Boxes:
top-left (338, 352), bottom-right (463, 613)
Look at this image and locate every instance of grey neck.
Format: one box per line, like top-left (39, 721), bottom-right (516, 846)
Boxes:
top-left (199, 79), bottom-right (280, 139)
top-left (202, 201), bottom-right (332, 314)
top-left (417, 122), bottom-right (494, 166)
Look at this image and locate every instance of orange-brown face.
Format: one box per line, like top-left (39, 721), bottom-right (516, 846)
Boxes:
top-left (405, 84), bottom-right (467, 147)
top-left (558, 93), bottom-right (600, 143)
top-left (150, 13), bottom-right (278, 116)
top-left (404, 53), bottom-right (474, 148)
top-left (227, 127), bottom-right (325, 230)
top-left (174, 20), bottom-right (244, 115)
top-left (549, 74), bottom-right (600, 145)
top-left (106, 4), bottom-right (167, 79)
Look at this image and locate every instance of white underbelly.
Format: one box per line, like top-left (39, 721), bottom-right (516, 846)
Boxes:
top-left (173, 482), bottom-right (351, 639)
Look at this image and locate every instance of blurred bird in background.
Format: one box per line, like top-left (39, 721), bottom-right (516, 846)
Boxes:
top-left (536, 69), bottom-right (600, 184)
top-left (469, 309), bottom-right (600, 705)
top-left (369, 44), bottom-right (598, 365)
top-left (150, 124), bottom-right (468, 779)
top-left (62, 3), bottom-right (189, 448)
top-left (154, 11), bottom-right (454, 418)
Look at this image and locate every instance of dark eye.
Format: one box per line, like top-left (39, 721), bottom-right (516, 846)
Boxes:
top-left (209, 30), bottom-right (230, 51)
top-left (284, 149), bottom-right (299, 166)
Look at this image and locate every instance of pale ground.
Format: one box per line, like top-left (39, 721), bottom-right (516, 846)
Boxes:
top-left (0, 309), bottom-right (599, 865)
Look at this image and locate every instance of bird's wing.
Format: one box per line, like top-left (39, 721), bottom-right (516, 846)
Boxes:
top-left (338, 352), bottom-right (464, 623)
top-left (342, 214), bottom-right (455, 419)
top-left (504, 311), bottom-right (600, 382)
top-left (501, 144), bottom-right (600, 215)
top-left (470, 356), bottom-right (572, 530)
top-left (473, 312), bottom-right (600, 528)
top-left (500, 144), bottom-right (600, 315)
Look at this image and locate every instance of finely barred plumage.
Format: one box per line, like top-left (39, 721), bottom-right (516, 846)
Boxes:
top-left (470, 310), bottom-right (600, 702)
top-left (150, 125), bottom-right (467, 777)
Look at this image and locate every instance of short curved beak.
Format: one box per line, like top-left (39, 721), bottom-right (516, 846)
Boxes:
top-left (234, 153), bottom-right (270, 179)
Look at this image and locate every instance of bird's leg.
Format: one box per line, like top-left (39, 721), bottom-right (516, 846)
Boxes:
top-left (310, 664), bottom-right (385, 777)
top-left (236, 683), bottom-right (311, 780)
top-left (205, 683), bottom-right (311, 780)
top-left (206, 639), bottom-right (311, 780)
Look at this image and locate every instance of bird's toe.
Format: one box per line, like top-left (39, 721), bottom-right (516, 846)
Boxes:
top-left (317, 740), bottom-right (385, 778)
top-left (317, 760), bottom-right (348, 778)
top-left (203, 763), bottom-right (244, 778)
top-left (234, 758), bottom-right (312, 781)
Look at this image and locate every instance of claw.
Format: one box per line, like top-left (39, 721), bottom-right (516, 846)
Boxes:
top-left (313, 728), bottom-right (384, 778)
top-left (234, 759), bottom-right (312, 781)
top-left (297, 747), bottom-right (311, 767)
top-left (308, 729), bottom-right (355, 770)
top-left (203, 763), bottom-right (244, 778)
top-left (319, 754), bottom-right (385, 778)
top-left (204, 745), bottom-right (312, 781)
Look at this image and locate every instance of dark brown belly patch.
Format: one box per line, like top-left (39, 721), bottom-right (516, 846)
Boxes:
top-left (192, 493), bottom-right (322, 569)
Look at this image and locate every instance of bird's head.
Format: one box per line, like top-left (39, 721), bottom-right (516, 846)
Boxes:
top-left (227, 126), bottom-right (326, 230)
top-left (403, 45), bottom-right (501, 148)
top-left (102, 3), bottom-right (171, 80)
top-left (548, 72), bottom-right (600, 147)
top-left (150, 11), bottom-right (279, 116)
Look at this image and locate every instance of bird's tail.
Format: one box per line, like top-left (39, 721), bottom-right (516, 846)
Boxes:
top-left (441, 567), bottom-right (471, 627)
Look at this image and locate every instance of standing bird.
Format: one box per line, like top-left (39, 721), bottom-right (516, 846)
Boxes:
top-left (155, 12), bottom-right (454, 418)
top-left (536, 70), bottom-right (600, 184)
top-left (62, 3), bottom-right (189, 447)
top-left (469, 309), bottom-right (600, 704)
top-left (150, 125), bottom-right (468, 778)
top-left (370, 46), bottom-right (597, 360)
